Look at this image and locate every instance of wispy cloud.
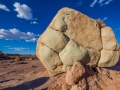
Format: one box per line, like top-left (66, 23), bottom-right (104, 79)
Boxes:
top-left (0, 28), bottom-right (39, 42)
top-left (90, 0), bottom-right (98, 7)
top-left (13, 2), bottom-right (33, 20)
top-left (90, 0), bottom-right (114, 7)
top-left (98, 0), bottom-right (105, 3)
top-left (76, 0), bottom-right (83, 7)
top-left (30, 21), bottom-right (38, 24)
top-left (104, 0), bottom-right (113, 5)
top-left (102, 17), bottom-right (108, 21)
top-left (8, 47), bottom-right (29, 51)
top-left (25, 38), bottom-right (37, 42)
top-left (0, 3), bottom-right (10, 11)
top-left (4, 46), bottom-right (11, 48)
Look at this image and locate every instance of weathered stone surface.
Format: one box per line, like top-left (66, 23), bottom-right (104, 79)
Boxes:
top-left (59, 40), bottom-right (89, 66)
top-left (36, 7), bottom-right (119, 76)
top-left (36, 43), bottom-right (62, 76)
top-left (65, 62), bottom-right (85, 85)
top-left (101, 27), bottom-right (119, 50)
top-left (52, 8), bottom-right (102, 51)
top-left (40, 28), bottom-right (69, 53)
top-left (48, 63), bottom-right (120, 90)
top-left (70, 85), bottom-right (80, 90)
top-left (97, 19), bottom-right (106, 28)
top-left (49, 12), bottom-right (68, 32)
top-left (61, 65), bottom-right (71, 72)
top-left (87, 49), bottom-right (100, 67)
top-left (98, 50), bottom-right (119, 67)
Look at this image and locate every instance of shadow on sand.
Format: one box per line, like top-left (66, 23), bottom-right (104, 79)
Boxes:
top-left (3, 77), bottom-right (49, 90)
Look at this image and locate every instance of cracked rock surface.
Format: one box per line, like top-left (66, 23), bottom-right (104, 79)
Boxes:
top-left (36, 7), bottom-right (119, 76)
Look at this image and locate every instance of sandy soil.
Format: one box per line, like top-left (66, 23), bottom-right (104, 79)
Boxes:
top-left (0, 60), bottom-right (51, 90)
top-left (0, 59), bottom-right (120, 90)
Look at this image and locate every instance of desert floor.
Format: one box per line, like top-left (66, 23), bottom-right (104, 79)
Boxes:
top-left (0, 60), bottom-right (50, 90)
top-left (0, 59), bottom-right (120, 90)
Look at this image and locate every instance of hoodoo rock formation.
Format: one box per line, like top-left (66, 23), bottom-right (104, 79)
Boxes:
top-left (36, 7), bottom-right (119, 76)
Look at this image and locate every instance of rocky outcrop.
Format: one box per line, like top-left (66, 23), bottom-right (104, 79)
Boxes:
top-left (0, 51), bottom-right (11, 60)
top-left (36, 7), bottom-right (119, 76)
top-left (15, 56), bottom-right (38, 61)
top-left (48, 62), bottom-right (120, 90)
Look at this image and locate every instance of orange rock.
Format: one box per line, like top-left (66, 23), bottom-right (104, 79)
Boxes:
top-left (65, 62), bottom-right (85, 85)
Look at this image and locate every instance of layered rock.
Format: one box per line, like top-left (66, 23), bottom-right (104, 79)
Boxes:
top-left (36, 7), bottom-right (119, 76)
top-left (48, 62), bottom-right (120, 90)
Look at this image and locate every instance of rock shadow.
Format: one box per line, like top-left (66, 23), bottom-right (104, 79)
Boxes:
top-left (106, 60), bottom-right (120, 71)
top-left (3, 77), bottom-right (49, 90)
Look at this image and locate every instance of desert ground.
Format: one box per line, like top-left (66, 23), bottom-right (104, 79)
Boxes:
top-left (0, 59), bottom-right (52, 90)
top-left (0, 58), bottom-right (120, 90)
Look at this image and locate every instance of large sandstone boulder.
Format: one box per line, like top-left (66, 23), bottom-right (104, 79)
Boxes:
top-left (36, 7), bottom-right (119, 76)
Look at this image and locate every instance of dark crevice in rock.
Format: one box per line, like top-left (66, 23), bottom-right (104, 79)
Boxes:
top-left (92, 67), bottom-right (98, 73)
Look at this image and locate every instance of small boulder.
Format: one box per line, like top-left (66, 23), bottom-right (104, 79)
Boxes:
top-left (65, 62), bottom-right (85, 85)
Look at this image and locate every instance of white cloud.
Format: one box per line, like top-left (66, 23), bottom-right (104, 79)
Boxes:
top-left (0, 28), bottom-right (39, 42)
top-left (30, 21), bottom-right (38, 24)
top-left (90, 0), bottom-right (98, 7)
top-left (90, 0), bottom-right (114, 7)
top-left (104, 0), bottom-right (113, 5)
top-left (25, 38), bottom-right (37, 42)
top-left (13, 2), bottom-right (33, 20)
top-left (99, 0), bottom-right (105, 3)
top-left (8, 47), bottom-right (29, 51)
top-left (102, 17), bottom-right (108, 21)
top-left (0, 3), bottom-right (10, 11)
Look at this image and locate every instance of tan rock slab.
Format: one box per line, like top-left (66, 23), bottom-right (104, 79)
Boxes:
top-left (59, 40), bottom-right (89, 66)
top-left (101, 26), bottom-right (119, 50)
top-left (87, 49), bottom-right (100, 67)
top-left (36, 43), bottom-right (62, 76)
top-left (98, 50), bottom-right (119, 67)
top-left (41, 28), bottom-right (69, 53)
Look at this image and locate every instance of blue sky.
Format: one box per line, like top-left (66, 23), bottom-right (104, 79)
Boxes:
top-left (0, 0), bottom-right (120, 55)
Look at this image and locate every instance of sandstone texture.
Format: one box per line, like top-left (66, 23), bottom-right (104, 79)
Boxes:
top-left (36, 7), bottom-right (119, 76)
top-left (48, 62), bottom-right (120, 90)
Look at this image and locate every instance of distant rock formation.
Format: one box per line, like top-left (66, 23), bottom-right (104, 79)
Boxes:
top-left (48, 62), bottom-right (120, 90)
top-left (36, 7), bottom-right (119, 76)
top-left (0, 51), bottom-right (11, 60)
top-left (0, 50), bottom-right (38, 61)
top-left (15, 55), bottom-right (38, 61)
